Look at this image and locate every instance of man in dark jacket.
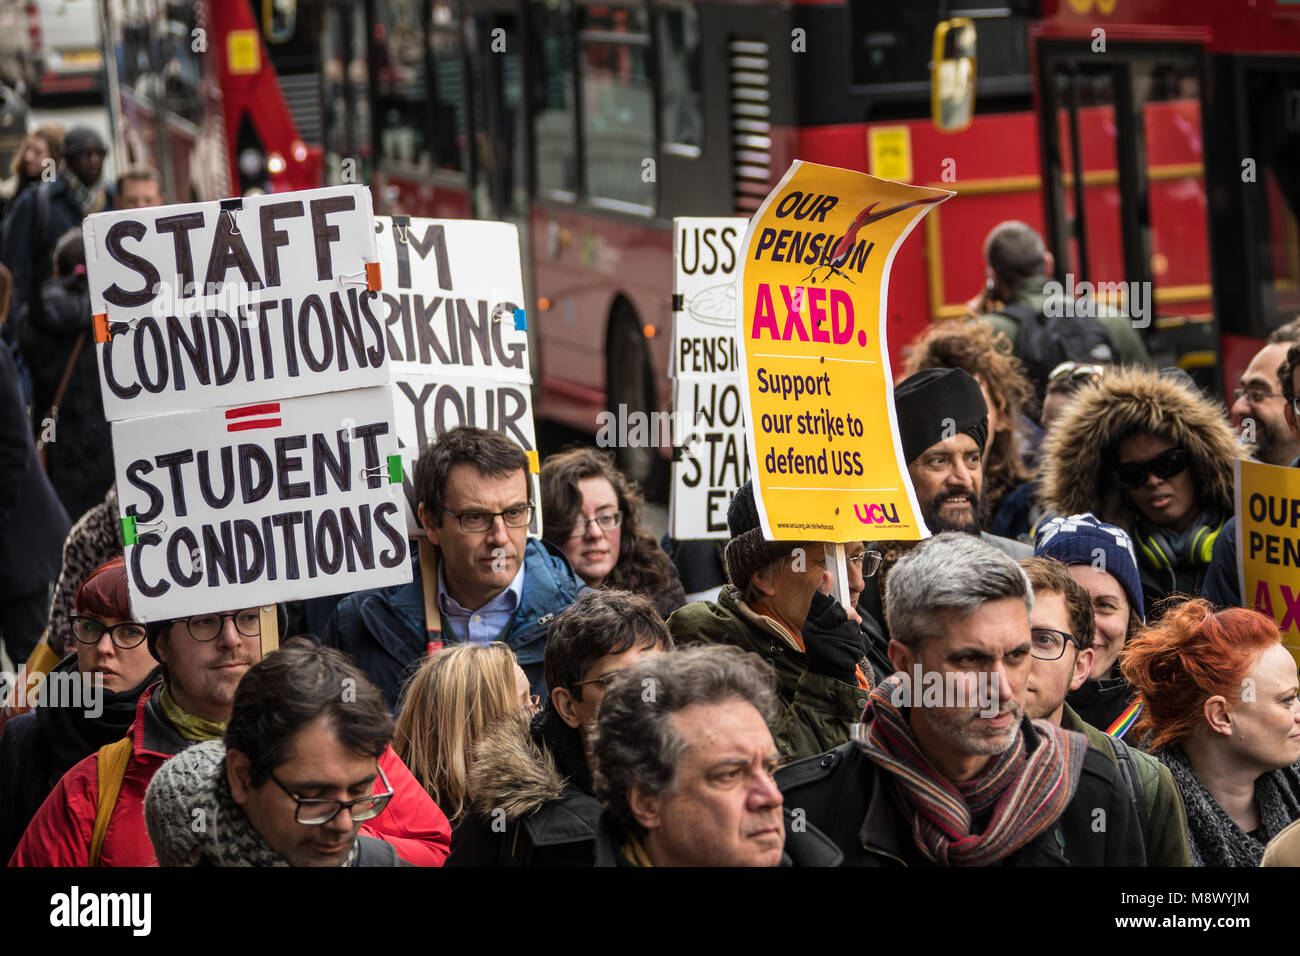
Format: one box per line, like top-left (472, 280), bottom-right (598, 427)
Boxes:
top-left (448, 588), bottom-right (672, 866)
top-left (0, 337), bottom-right (68, 665)
top-left (590, 644), bottom-right (842, 867)
top-left (0, 126), bottom-right (110, 339)
top-left (322, 427), bottom-right (586, 708)
top-left (144, 640), bottom-right (407, 867)
top-left (667, 479), bottom-right (880, 760)
top-left (777, 533), bottom-right (1146, 866)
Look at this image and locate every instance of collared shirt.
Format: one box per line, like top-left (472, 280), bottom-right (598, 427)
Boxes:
top-left (437, 560), bottom-right (525, 644)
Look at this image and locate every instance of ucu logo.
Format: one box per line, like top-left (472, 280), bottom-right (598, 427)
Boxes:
top-left (855, 502), bottom-right (900, 525)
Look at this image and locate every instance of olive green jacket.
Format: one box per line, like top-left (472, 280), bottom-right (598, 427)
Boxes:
top-left (1061, 704), bottom-right (1190, 866)
top-left (666, 587), bottom-right (869, 761)
top-left (984, 275), bottom-right (1153, 368)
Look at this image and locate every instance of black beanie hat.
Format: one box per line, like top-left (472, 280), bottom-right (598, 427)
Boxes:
top-left (64, 126), bottom-right (107, 159)
top-left (893, 367), bottom-right (989, 465)
top-left (723, 481), bottom-right (814, 590)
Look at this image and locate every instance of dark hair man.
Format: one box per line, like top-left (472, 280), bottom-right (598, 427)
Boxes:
top-left (1229, 317), bottom-right (1300, 467)
top-left (777, 533), bottom-right (1146, 866)
top-left (323, 426), bottom-right (586, 709)
top-left (0, 125), bottom-right (111, 339)
top-left (115, 166), bottom-right (164, 209)
top-left (1019, 556), bottom-right (1190, 866)
top-left (667, 480), bottom-right (883, 760)
top-left (1204, 332), bottom-right (1300, 608)
top-left (144, 640), bottom-right (402, 866)
top-left (448, 588), bottom-right (673, 866)
top-left (11, 606), bottom-right (450, 866)
top-left (590, 644), bottom-right (841, 867)
top-left (975, 221), bottom-right (1151, 390)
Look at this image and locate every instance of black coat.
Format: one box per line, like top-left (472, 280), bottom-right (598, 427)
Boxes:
top-left (775, 737), bottom-right (1148, 866)
top-left (0, 176), bottom-right (88, 338)
top-left (19, 275), bottom-right (113, 523)
top-left (0, 338), bottom-right (69, 600)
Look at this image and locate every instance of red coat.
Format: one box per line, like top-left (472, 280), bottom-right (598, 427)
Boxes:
top-left (9, 684), bottom-right (451, 867)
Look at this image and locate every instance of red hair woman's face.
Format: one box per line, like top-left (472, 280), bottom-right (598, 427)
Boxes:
top-left (1225, 643), bottom-right (1300, 773)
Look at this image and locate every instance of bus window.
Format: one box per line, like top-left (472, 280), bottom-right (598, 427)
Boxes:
top-left (657, 3), bottom-right (702, 155)
top-left (530, 0), bottom-right (578, 198)
top-left (430, 0), bottom-right (465, 172)
top-left (579, 4), bottom-right (655, 212)
top-left (373, 0), bottom-right (431, 169)
top-left (322, 0), bottom-right (371, 184)
top-left (1243, 66), bottom-right (1300, 335)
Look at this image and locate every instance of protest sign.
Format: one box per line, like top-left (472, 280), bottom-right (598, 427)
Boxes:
top-left (738, 162), bottom-right (952, 542)
top-left (373, 216), bottom-right (541, 535)
top-left (84, 185), bottom-right (385, 421)
top-left (1235, 458), bottom-right (1300, 668)
top-left (113, 386), bottom-right (410, 621)
top-left (670, 217), bottom-right (749, 539)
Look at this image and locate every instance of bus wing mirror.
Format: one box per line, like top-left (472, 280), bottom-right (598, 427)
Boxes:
top-left (931, 18), bottom-right (977, 133)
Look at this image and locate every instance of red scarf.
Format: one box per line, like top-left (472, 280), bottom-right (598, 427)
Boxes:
top-left (857, 674), bottom-right (1088, 865)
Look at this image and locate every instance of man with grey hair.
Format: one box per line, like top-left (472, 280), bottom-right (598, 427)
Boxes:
top-left (975, 220), bottom-right (1150, 398)
top-left (589, 644), bottom-right (841, 867)
top-left (777, 533), bottom-right (1146, 866)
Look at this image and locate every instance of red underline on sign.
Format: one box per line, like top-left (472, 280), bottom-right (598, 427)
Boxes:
top-left (228, 418), bottom-right (282, 432)
top-left (226, 403), bottom-right (281, 419)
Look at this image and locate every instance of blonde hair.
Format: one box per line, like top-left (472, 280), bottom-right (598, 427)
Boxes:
top-left (393, 642), bottom-right (521, 822)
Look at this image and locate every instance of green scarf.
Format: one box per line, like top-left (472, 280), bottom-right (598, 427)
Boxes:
top-left (160, 685), bottom-right (227, 742)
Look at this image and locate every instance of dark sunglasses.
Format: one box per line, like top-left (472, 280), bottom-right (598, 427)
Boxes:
top-left (1114, 447), bottom-right (1192, 490)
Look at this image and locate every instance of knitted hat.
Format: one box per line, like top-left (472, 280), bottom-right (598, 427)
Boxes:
top-left (146, 604), bottom-right (288, 660)
top-left (64, 126), bottom-right (107, 159)
top-left (1034, 513), bottom-right (1146, 622)
top-left (723, 481), bottom-right (811, 589)
top-left (893, 367), bottom-right (989, 465)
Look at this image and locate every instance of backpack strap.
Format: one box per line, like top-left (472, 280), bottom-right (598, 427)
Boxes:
top-left (1109, 733), bottom-right (1149, 836)
top-left (90, 736), bottom-right (133, 867)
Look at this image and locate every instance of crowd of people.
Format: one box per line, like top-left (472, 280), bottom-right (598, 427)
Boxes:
top-left (2, 140), bottom-right (1300, 867)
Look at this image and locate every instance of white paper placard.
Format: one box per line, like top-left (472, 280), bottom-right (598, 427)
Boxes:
top-left (114, 385), bottom-right (411, 620)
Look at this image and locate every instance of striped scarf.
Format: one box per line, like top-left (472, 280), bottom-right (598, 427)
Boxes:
top-left (856, 673), bottom-right (1088, 866)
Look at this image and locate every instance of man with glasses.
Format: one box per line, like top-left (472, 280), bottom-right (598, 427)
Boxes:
top-left (668, 480), bottom-right (885, 760)
top-left (1019, 557), bottom-right (1189, 866)
top-left (324, 426), bottom-right (586, 709)
top-left (1229, 319), bottom-right (1300, 467)
top-left (12, 606), bottom-right (452, 865)
top-left (144, 640), bottom-right (404, 866)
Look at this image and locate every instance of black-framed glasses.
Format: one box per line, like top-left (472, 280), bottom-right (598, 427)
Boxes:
top-left (568, 511), bottom-right (623, 537)
top-left (71, 616), bottom-right (148, 649)
top-left (1234, 386), bottom-right (1283, 405)
top-left (1030, 627), bottom-right (1078, 661)
top-left (1114, 447), bottom-right (1192, 490)
top-left (268, 765), bottom-right (394, 826)
top-left (570, 672), bottom-right (620, 692)
top-left (443, 504), bottom-right (534, 533)
top-left (183, 608), bottom-right (262, 642)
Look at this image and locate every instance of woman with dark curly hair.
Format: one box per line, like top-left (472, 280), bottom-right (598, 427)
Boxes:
top-left (1122, 598), bottom-right (1300, 866)
top-left (541, 447), bottom-right (686, 618)
top-left (903, 320), bottom-right (1038, 535)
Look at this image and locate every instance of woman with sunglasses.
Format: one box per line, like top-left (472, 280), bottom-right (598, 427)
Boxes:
top-left (0, 555), bottom-right (160, 862)
top-left (1040, 367), bottom-right (1241, 618)
top-left (541, 447), bottom-right (686, 617)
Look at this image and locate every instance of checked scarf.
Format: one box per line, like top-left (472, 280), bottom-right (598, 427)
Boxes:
top-left (856, 673), bottom-right (1088, 866)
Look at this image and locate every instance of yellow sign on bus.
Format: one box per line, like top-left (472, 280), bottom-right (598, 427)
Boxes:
top-left (227, 29), bottom-right (262, 76)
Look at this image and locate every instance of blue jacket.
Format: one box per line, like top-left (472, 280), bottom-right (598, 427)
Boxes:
top-left (321, 538), bottom-right (587, 710)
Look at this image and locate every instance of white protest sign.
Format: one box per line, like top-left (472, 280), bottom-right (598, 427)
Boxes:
top-left (114, 386), bottom-right (411, 620)
top-left (374, 217), bottom-right (541, 536)
top-left (670, 217), bottom-right (749, 539)
top-left (84, 185), bottom-right (386, 422)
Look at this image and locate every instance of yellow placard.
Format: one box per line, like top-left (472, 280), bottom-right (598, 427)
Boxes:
top-left (1236, 458), bottom-right (1300, 668)
top-left (227, 29), bottom-right (262, 76)
top-left (738, 161), bottom-right (953, 542)
top-left (868, 127), bottom-right (913, 182)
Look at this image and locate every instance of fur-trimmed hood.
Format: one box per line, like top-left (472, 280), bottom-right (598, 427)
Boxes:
top-left (468, 715), bottom-right (567, 823)
top-left (1039, 367), bottom-right (1242, 532)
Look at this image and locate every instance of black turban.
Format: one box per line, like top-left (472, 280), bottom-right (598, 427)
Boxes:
top-left (892, 367), bottom-right (988, 465)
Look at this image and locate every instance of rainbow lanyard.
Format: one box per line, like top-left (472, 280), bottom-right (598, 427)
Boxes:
top-left (1107, 700), bottom-right (1143, 738)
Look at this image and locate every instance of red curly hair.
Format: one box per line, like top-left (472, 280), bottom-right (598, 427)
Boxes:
top-left (1120, 598), bottom-right (1283, 749)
